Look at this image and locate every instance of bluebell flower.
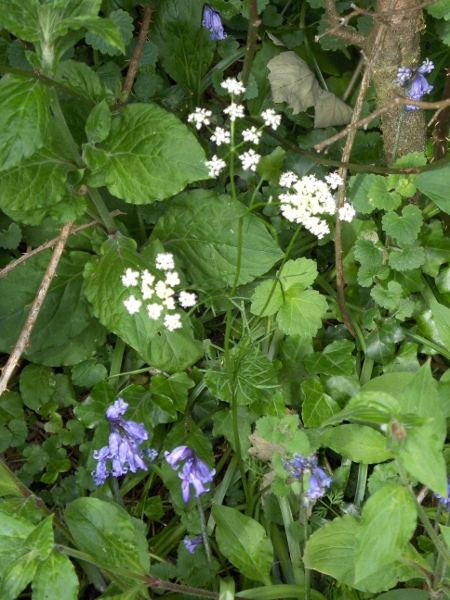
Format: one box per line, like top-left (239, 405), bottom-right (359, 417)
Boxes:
top-left (202, 5), bottom-right (227, 41)
top-left (396, 59), bottom-right (434, 110)
top-left (184, 534), bottom-right (203, 554)
top-left (434, 478), bottom-right (450, 512)
top-left (284, 453), bottom-right (332, 505)
top-left (165, 446), bottom-right (216, 503)
top-left (92, 399), bottom-right (157, 486)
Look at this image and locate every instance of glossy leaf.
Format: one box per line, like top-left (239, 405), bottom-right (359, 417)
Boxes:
top-left (33, 551), bottom-right (79, 600)
top-left (322, 425), bottom-right (393, 464)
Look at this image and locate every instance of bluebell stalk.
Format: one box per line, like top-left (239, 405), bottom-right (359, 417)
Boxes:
top-left (202, 5), bottom-right (227, 41)
top-left (396, 59), bottom-right (434, 110)
top-left (434, 478), bottom-right (450, 512)
top-left (184, 534), bottom-right (204, 554)
top-left (92, 399), bottom-right (157, 486)
top-left (284, 453), bottom-right (332, 505)
top-left (165, 446), bottom-right (215, 503)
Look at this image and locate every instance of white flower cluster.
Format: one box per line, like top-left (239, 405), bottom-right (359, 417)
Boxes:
top-left (221, 78), bottom-right (246, 95)
top-left (278, 172), bottom-right (355, 239)
top-left (187, 107), bottom-right (212, 130)
top-left (121, 253), bottom-right (197, 332)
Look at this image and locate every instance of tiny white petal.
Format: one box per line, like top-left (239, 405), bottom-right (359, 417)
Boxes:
top-left (156, 253), bottom-right (175, 271)
top-left (179, 291), bottom-right (197, 308)
top-left (122, 268), bottom-right (139, 287)
top-left (164, 313), bottom-right (183, 332)
top-left (124, 295), bottom-right (142, 314)
top-left (147, 303), bottom-right (163, 320)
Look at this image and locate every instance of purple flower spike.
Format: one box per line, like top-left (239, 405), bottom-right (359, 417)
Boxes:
top-left (202, 5), bottom-right (227, 41)
top-left (184, 535), bottom-right (203, 554)
top-left (91, 400), bottom-right (157, 486)
top-left (284, 453), bottom-right (333, 505)
top-left (396, 59), bottom-right (434, 111)
top-left (165, 446), bottom-right (216, 503)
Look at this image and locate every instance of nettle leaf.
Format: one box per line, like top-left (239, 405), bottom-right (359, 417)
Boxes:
top-left (0, 75), bottom-right (51, 172)
top-left (152, 190), bottom-right (283, 288)
top-left (388, 245), bottom-right (425, 272)
top-left (301, 379), bottom-right (340, 428)
top-left (0, 0), bottom-right (40, 42)
top-left (322, 424), bottom-right (393, 464)
top-left (84, 104), bottom-right (209, 204)
top-left (0, 250), bottom-right (105, 367)
top-left (83, 234), bottom-right (203, 373)
top-left (369, 177), bottom-right (402, 211)
top-left (84, 9), bottom-right (131, 56)
top-left (213, 505), bottom-right (273, 585)
top-left (153, 0), bottom-right (214, 89)
top-left (304, 340), bottom-right (355, 376)
top-left (354, 485), bottom-right (417, 582)
top-left (382, 205), bottom-right (423, 247)
top-left (416, 164), bottom-right (450, 214)
top-left (204, 346), bottom-right (281, 414)
top-left (55, 60), bottom-right (108, 103)
top-left (371, 281), bottom-right (403, 311)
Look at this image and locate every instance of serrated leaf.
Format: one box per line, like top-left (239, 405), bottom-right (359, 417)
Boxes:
top-left (55, 60), bottom-right (106, 102)
top-left (371, 281), bottom-right (403, 311)
top-left (152, 190), bottom-right (283, 287)
top-left (85, 9), bottom-right (131, 55)
top-left (382, 205), bottom-right (423, 247)
top-left (85, 104), bottom-right (209, 204)
top-left (0, 75), bottom-right (51, 172)
top-left (369, 177), bottom-right (401, 211)
top-left (32, 551), bottom-right (79, 600)
top-left (357, 263), bottom-right (390, 287)
top-left (427, 0), bottom-right (450, 19)
top-left (277, 289), bottom-right (328, 337)
top-left (213, 505), bottom-right (273, 584)
top-left (388, 246), bottom-right (425, 271)
top-left (314, 88), bottom-right (352, 128)
top-left (301, 379), bottom-right (340, 427)
top-left (0, 0), bottom-right (40, 42)
top-left (0, 223), bottom-right (21, 250)
top-left (354, 485), bottom-right (416, 582)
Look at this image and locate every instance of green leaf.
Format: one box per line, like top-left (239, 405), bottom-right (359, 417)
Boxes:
top-left (370, 281), bottom-right (403, 311)
top-left (348, 173), bottom-right (378, 214)
top-left (388, 245), bottom-right (425, 272)
top-left (20, 365), bottom-right (56, 411)
top-left (354, 485), bottom-right (417, 582)
top-left (152, 190), bottom-right (283, 287)
top-left (84, 104), bottom-right (209, 204)
top-left (212, 407), bottom-right (257, 454)
top-left (0, 511), bottom-right (34, 571)
top-left (430, 300), bottom-right (450, 351)
top-left (204, 347), bottom-right (281, 413)
top-left (32, 551), bottom-right (79, 600)
top-left (55, 60), bottom-right (107, 102)
top-left (83, 234), bottom-right (203, 373)
top-left (0, 552), bottom-right (40, 600)
top-left (65, 497), bottom-right (149, 573)
top-left (354, 237), bottom-right (386, 266)
top-left (0, 0), bottom-right (40, 42)
top-left (149, 373), bottom-right (194, 413)
top-left (0, 223), bottom-right (21, 250)
top-left (257, 147), bottom-right (286, 186)
top-left (85, 99), bottom-right (112, 144)
top-left (326, 391), bottom-right (400, 426)
top-left (0, 251), bottom-right (105, 366)
top-left (0, 75), bottom-right (51, 172)
top-left (81, 12), bottom-right (127, 55)
top-left (73, 381), bottom-right (116, 428)
top-left (322, 425), bottom-right (393, 464)
top-left (304, 340), bottom-right (355, 376)
top-left (213, 505), bottom-right (273, 585)
top-left (427, 0), bottom-right (450, 18)
top-left (369, 177), bottom-right (401, 211)
top-left (416, 165), bottom-right (450, 214)
top-left (153, 0), bottom-right (214, 90)
top-left (421, 221), bottom-right (450, 276)
top-left (25, 516), bottom-right (54, 561)
top-left (0, 459), bottom-right (25, 498)
top-left (301, 379), bottom-right (340, 427)
top-left (382, 205), bottom-right (423, 247)
top-left (277, 289), bottom-right (328, 337)
top-left (71, 359), bottom-right (108, 388)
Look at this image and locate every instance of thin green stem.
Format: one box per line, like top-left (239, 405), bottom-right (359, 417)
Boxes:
top-left (88, 187), bottom-right (117, 234)
top-left (109, 336), bottom-right (126, 390)
top-left (354, 463), bottom-right (368, 508)
top-left (197, 496), bottom-right (217, 591)
top-left (278, 496), bottom-right (305, 589)
top-left (434, 511), bottom-right (450, 591)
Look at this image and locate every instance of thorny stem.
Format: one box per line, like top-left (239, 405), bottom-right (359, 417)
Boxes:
top-left (240, 0), bottom-right (260, 90)
top-left (0, 221), bottom-right (74, 397)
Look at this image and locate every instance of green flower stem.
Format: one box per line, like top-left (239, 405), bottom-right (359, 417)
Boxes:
top-left (88, 187), bottom-right (117, 234)
top-left (269, 521), bottom-right (295, 584)
top-left (434, 511), bottom-right (450, 591)
top-left (109, 336), bottom-right (126, 390)
top-left (354, 463), bottom-right (368, 509)
top-left (278, 495), bottom-right (305, 588)
top-left (403, 330), bottom-right (450, 361)
top-left (197, 495), bottom-right (217, 591)
top-left (299, 500), bottom-right (311, 600)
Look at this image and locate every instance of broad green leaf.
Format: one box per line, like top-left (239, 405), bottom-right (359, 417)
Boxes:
top-left (430, 300), bottom-right (450, 351)
top-left (388, 245), bottom-right (425, 272)
top-left (382, 205), bottom-right (423, 247)
top-left (83, 234), bottom-right (203, 373)
top-left (427, 0), bottom-right (450, 18)
top-left (354, 485), bottom-right (416, 582)
top-left (0, 223), bottom-right (21, 250)
top-left (0, 460), bottom-right (25, 498)
top-left (375, 591), bottom-right (429, 600)
top-left (81, 12), bottom-right (128, 55)
top-left (55, 60), bottom-right (107, 102)
top-left (416, 164), bottom-right (450, 214)
top-left (325, 391), bottom-right (400, 426)
top-left (267, 52), bottom-right (319, 113)
top-left (149, 373), bottom-right (194, 413)
top-left (0, 0), bottom-right (40, 42)
top-left (371, 281), bottom-right (403, 310)
top-left (73, 381), bottom-right (116, 428)
top-left (348, 173), bottom-right (378, 214)
top-left (304, 514), bottom-right (420, 593)
top-left (213, 505), bottom-right (273, 585)
top-left (304, 340), bottom-right (355, 376)
top-left (204, 347), bottom-right (281, 413)
top-left (277, 289), bottom-right (327, 337)
top-left (25, 516), bottom-right (54, 561)
top-left (153, 0), bottom-right (214, 89)
top-left (369, 178), bottom-right (401, 211)
top-left (0, 250), bottom-right (105, 366)
top-left (322, 425), bottom-right (393, 463)
top-left (20, 364), bottom-right (56, 411)
top-left (301, 379), bottom-right (340, 427)
top-left (71, 359), bottom-right (108, 388)
top-left (314, 87), bottom-right (353, 128)
top-left (354, 237), bottom-right (385, 267)
top-left (421, 221), bottom-right (450, 276)
top-left (0, 511), bottom-right (34, 572)
top-left (85, 99), bottom-right (111, 144)
top-left (0, 552), bottom-right (41, 600)
top-left (85, 104), bottom-right (209, 204)
top-left (65, 497), bottom-right (150, 573)
top-left (152, 190), bottom-right (283, 287)
top-left (0, 75), bottom-right (51, 172)
top-left (33, 551), bottom-right (79, 600)
top-left (257, 147), bottom-right (286, 186)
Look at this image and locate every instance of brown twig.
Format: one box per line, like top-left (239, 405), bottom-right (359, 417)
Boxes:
top-left (322, 0), bottom-right (366, 46)
top-left (0, 221), bottom-right (74, 397)
top-left (240, 0), bottom-right (261, 90)
top-left (120, 5), bottom-right (154, 104)
top-left (335, 22), bottom-right (389, 339)
top-left (0, 211), bottom-right (123, 280)
top-left (433, 68), bottom-right (450, 161)
top-left (315, 96), bottom-right (450, 153)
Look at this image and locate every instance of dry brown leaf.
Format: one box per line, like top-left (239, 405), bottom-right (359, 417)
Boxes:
top-left (314, 88), bottom-right (353, 128)
top-left (267, 51), bottom-right (319, 114)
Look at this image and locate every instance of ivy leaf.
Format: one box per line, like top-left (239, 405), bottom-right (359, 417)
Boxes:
top-left (388, 245), bottom-right (425, 272)
top-left (84, 9), bottom-right (131, 55)
top-left (382, 205), bottom-right (423, 247)
top-left (84, 104), bottom-right (209, 204)
top-left (370, 281), bottom-right (403, 311)
top-left (368, 178), bottom-right (401, 211)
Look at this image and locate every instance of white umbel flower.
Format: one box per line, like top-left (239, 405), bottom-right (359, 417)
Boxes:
top-left (261, 108), bottom-right (282, 130)
top-left (279, 171), bottom-right (299, 188)
top-left (156, 253), bottom-right (175, 271)
top-left (239, 149), bottom-right (261, 172)
top-left (206, 155), bottom-right (227, 178)
top-left (187, 107), bottom-right (212, 129)
top-left (210, 127), bottom-right (231, 146)
top-left (147, 303), bottom-right (163, 320)
top-left (325, 172), bottom-right (344, 190)
top-left (223, 103), bottom-right (245, 121)
top-left (339, 203), bottom-right (356, 222)
top-left (179, 291), bottom-right (197, 308)
top-left (221, 78), bottom-right (246, 95)
top-left (122, 268), bottom-right (139, 287)
top-left (124, 295), bottom-right (142, 314)
top-left (165, 271), bottom-right (181, 287)
top-left (164, 313), bottom-right (183, 331)
top-left (242, 126), bottom-right (262, 145)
